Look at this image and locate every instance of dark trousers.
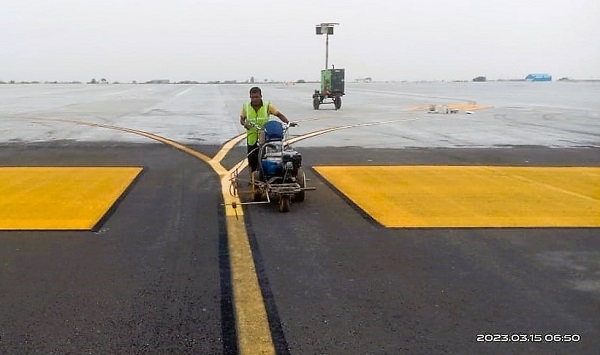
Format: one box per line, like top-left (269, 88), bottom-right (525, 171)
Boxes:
top-left (247, 143), bottom-right (259, 172)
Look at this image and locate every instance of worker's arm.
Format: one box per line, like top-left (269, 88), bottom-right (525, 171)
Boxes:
top-left (269, 104), bottom-right (296, 126)
top-left (275, 111), bottom-right (289, 124)
top-left (276, 112), bottom-right (297, 126)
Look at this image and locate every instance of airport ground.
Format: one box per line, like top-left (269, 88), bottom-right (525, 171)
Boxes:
top-left (0, 82), bottom-right (599, 354)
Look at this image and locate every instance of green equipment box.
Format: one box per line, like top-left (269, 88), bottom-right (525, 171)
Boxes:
top-left (321, 69), bottom-right (345, 94)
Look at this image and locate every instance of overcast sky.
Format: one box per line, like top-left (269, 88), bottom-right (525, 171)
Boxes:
top-left (2, 0), bottom-right (599, 82)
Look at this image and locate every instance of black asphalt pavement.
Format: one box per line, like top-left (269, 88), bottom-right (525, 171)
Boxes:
top-left (0, 143), bottom-right (225, 353)
top-left (1, 142), bottom-right (599, 354)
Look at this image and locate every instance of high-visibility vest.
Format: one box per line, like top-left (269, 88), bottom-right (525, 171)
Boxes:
top-left (244, 100), bottom-right (270, 145)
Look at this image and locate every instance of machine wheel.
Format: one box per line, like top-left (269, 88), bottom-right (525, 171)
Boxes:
top-left (251, 171), bottom-right (262, 202)
top-left (334, 96), bottom-right (342, 110)
top-left (294, 168), bottom-right (306, 202)
top-left (278, 195), bottom-right (291, 213)
top-left (313, 96), bottom-right (320, 110)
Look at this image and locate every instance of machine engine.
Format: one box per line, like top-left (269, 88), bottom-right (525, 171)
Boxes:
top-left (261, 142), bottom-right (302, 178)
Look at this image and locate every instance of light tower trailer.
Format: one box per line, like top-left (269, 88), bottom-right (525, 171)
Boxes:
top-left (312, 67), bottom-right (345, 110)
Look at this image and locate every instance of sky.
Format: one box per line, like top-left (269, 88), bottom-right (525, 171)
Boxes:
top-left (1, 0), bottom-right (599, 83)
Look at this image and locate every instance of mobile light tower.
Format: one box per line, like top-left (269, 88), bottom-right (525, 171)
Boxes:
top-left (312, 22), bottom-right (345, 110)
top-left (316, 22), bottom-right (338, 72)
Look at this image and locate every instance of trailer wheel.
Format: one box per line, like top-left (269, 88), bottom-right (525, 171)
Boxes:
top-left (334, 96), bottom-right (342, 110)
top-left (294, 168), bottom-right (306, 202)
top-left (278, 195), bottom-right (290, 213)
top-left (313, 97), bottom-right (320, 110)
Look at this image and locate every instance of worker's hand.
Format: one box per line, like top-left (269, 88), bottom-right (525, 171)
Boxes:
top-left (288, 121), bottom-right (298, 127)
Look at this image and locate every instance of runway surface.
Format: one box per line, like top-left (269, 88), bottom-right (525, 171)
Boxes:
top-left (1, 82), bottom-right (599, 354)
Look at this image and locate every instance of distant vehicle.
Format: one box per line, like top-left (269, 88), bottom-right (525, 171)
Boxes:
top-left (312, 68), bottom-right (345, 110)
top-left (525, 73), bottom-right (552, 82)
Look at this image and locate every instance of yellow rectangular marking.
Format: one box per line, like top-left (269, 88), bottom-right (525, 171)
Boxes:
top-left (314, 166), bottom-right (600, 228)
top-left (0, 167), bottom-right (143, 230)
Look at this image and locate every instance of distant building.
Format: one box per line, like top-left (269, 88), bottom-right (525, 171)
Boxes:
top-left (354, 77), bottom-right (372, 83)
top-left (525, 73), bottom-right (552, 81)
top-left (146, 79), bottom-right (170, 84)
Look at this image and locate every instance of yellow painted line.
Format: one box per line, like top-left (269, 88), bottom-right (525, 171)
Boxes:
top-left (446, 103), bottom-right (490, 111)
top-left (24, 116), bottom-right (424, 353)
top-left (115, 129), bottom-right (275, 354)
top-left (28, 117), bottom-right (273, 354)
top-left (0, 167), bottom-right (142, 230)
top-left (286, 117), bottom-right (420, 145)
top-left (408, 103), bottom-right (490, 111)
top-left (225, 215), bottom-right (274, 354)
top-left (213, 133), bottom-right (246, 165)
top-left (212, 136), bottom-right (275, 354)
top-left (314, 166), bottom-right (600, 228)
top-left (223, 118), bottom-right (422, 177)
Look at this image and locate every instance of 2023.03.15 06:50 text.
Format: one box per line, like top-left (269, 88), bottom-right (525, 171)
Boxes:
top-left (476, 334), bottom-right (581, 342)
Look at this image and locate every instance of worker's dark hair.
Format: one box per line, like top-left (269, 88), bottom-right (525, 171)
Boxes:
top-left (249, 86), bottom-right (261, 95)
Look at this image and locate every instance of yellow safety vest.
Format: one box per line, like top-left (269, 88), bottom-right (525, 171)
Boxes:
top-left (244, 100), bottom-right (270, 145)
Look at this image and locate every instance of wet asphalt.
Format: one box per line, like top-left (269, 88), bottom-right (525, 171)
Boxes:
top-left (1, 142), bottom-right (599, 354)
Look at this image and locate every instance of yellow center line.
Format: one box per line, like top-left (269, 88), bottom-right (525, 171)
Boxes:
top-left (29, 117), bottom-right (274, 354)
top-left (213, 133), bottom-right (246, 165)
top-left (27, 115), bottom-right (420, 354)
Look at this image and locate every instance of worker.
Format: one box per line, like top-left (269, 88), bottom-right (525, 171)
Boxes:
top-left (240, 86), bottom-right (294, 174)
